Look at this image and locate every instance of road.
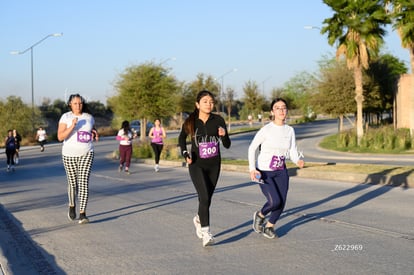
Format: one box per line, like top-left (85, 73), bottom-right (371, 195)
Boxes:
top-left (0, 133), bottom-right (413, 274)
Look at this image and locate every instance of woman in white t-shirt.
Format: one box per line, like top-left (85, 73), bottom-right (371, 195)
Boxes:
top-left (116, 120), bottom-right (136, 174)
top-left (57, 94), bottom-right (99, 225)
top-left (36, 127), bottom-right (47, 152)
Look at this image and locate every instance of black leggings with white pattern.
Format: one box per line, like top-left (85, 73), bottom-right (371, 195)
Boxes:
top-left (62, 151), bottom-right (94, 213)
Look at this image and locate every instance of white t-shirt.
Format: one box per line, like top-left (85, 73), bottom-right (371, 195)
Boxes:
top-left (37, 129), bottom-right (47, 142)
top-left (248, 122), bottom-right (301, 172)
top-left (59, 111), bottom-right (95, 157)
top-left (117, 129), bottom-right (133, 146)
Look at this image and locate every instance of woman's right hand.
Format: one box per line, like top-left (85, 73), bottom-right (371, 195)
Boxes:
top-left (72, 117), bottom-right (78, 128)
top-left (250, 170), bottom-right (261, 182)
top-left (183, 151), bottom-right (192, 164)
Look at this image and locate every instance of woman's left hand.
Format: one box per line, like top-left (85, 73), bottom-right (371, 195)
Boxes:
top-left (218, 127), bottom-right (225, 137)
top-left (92, 129), bottom-right (99, 141)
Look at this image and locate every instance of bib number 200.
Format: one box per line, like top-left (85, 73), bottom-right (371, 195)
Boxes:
top-left (199, 142), bottom-right (218, 159)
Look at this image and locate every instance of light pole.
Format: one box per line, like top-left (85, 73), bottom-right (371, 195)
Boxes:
top-left (261, 76), bottom-right (272, 97)
top-left (160, 57), bottom-right (176, 65)
top-left (217, 68), bottom-right (237, 114)
top-left (11, 33), bottom-right (63, 128)
top-left (304, 25), bottom-right (321, 30)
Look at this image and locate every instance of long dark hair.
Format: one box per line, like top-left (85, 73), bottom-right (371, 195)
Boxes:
top-left (183, 90), bottom-right (215, 138)
top-left (121, 120), bottom-right (130, 135)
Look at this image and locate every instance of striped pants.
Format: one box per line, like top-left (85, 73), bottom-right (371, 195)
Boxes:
top-left (62, 151), bottom-right (94, 212)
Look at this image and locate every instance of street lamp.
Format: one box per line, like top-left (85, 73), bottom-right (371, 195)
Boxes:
top-left (261, 76), bottom-right (272, 97)
top-left (304, 25), bottom-right (321, 30)
top-left (160, 57), bottom-right (176, 65)
top-left (217, 68), bottom-right (237, 114)
top-left (10, 32), bottom-right (63, 128)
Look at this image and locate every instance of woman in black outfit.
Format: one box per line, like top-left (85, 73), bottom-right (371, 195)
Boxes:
top-left (178, 90), bottom-right (231, 247)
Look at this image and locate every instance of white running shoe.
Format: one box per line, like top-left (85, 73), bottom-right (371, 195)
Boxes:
top-left (201, 228), bottom-right (215, 247)
top-left (193, 215), bottom-right (203, 239)
top-left (155, 164), bottom-right (159, 172)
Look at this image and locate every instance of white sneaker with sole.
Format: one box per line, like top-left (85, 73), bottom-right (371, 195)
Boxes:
top-left (201, 227), bottom-right (215, 247)
top-left (193, 215), bottom-right (203, 239)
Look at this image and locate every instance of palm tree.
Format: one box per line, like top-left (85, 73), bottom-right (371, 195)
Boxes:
top-left (388, 0), bottom-right (414, 74)
top-left (322, 0), bottom-right (390, 144)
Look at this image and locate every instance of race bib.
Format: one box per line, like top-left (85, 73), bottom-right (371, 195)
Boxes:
top-left (199, 142), bottom-right (219, 159)
top-left (269, 155), bottom-right (286, 171)
top-left (77, 131), bottom-right (92, 143)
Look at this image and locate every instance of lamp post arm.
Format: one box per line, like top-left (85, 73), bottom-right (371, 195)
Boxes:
top-left (15, 33), bottom-right (63, 55)
top-left (216, 68), bottom-right (237, 114)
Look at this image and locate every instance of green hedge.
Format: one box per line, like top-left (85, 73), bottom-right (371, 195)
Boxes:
top-left (330, 126), bottom-right (412, 153)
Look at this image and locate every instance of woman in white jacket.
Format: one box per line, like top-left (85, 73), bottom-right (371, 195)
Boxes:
top-left (248, 98), bottom-right (304, 239)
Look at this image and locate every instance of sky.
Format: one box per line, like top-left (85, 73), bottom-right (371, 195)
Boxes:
top-left (0, 0), bottom-right (410, 106)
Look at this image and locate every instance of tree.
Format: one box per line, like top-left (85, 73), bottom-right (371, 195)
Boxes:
top-left (312, 58), bottom-right (355, 131)
top-left (0, 96), bottom-right (33, 139)
top-left (363, 53), bottom-right (407, 123)
top-left (270, 87), bottom-right (286, 101)
top-left (283, 71), bottom-right (317, 117)
top-left (322, 0), bottom-right (390, 144)
top-left (182, 73), bottom-right (219, 112)
top-left (241, 80), bottom-right (264, 120)
top-left (389, 0), bottom-right (414, 73)
top-left (111, 62), bottom-right (179, 139)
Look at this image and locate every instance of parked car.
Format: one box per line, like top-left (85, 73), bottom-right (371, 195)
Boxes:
top-left (130, 120), bottom-right (153, 136)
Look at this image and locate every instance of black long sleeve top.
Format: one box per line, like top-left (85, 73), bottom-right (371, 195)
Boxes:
top-left (178, 113), bottom-right (231, 166)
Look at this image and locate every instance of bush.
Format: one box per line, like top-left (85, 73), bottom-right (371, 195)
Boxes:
top-left (322, 126), bottom-right (412, 153)
top-left (132, 141), bottom-right (153, 159)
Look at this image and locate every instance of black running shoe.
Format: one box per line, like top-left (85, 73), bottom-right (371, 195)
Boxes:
top-left (252, 211), bottom-right (265, 233)
top-left (68, 206), bottom-right (76, 221)
top-left (78, 213), bottom-right (89, 224)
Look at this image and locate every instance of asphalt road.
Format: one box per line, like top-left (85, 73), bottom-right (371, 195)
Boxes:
top-left (0, 131), bottom-right (413, 274)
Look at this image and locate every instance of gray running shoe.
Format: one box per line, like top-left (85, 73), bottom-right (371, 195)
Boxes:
top-left (252, 211), bottom-right (265, 233)
top-left (262, 226), bottom-right (277, 239)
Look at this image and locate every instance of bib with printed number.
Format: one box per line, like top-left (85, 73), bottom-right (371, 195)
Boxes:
top-left (77, 131), bottom-right (92, 143)
top-left (269, 155), bottom-right (286, 170)
top-left (199, 142), bottom-right (219, 159)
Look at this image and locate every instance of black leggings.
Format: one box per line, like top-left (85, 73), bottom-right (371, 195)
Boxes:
top-left (189, 163), bottom-right (221, 227)
top-left (6, 149), bottom-right (15, 165)
top-left (151, 143), bottom-right (163, 164)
